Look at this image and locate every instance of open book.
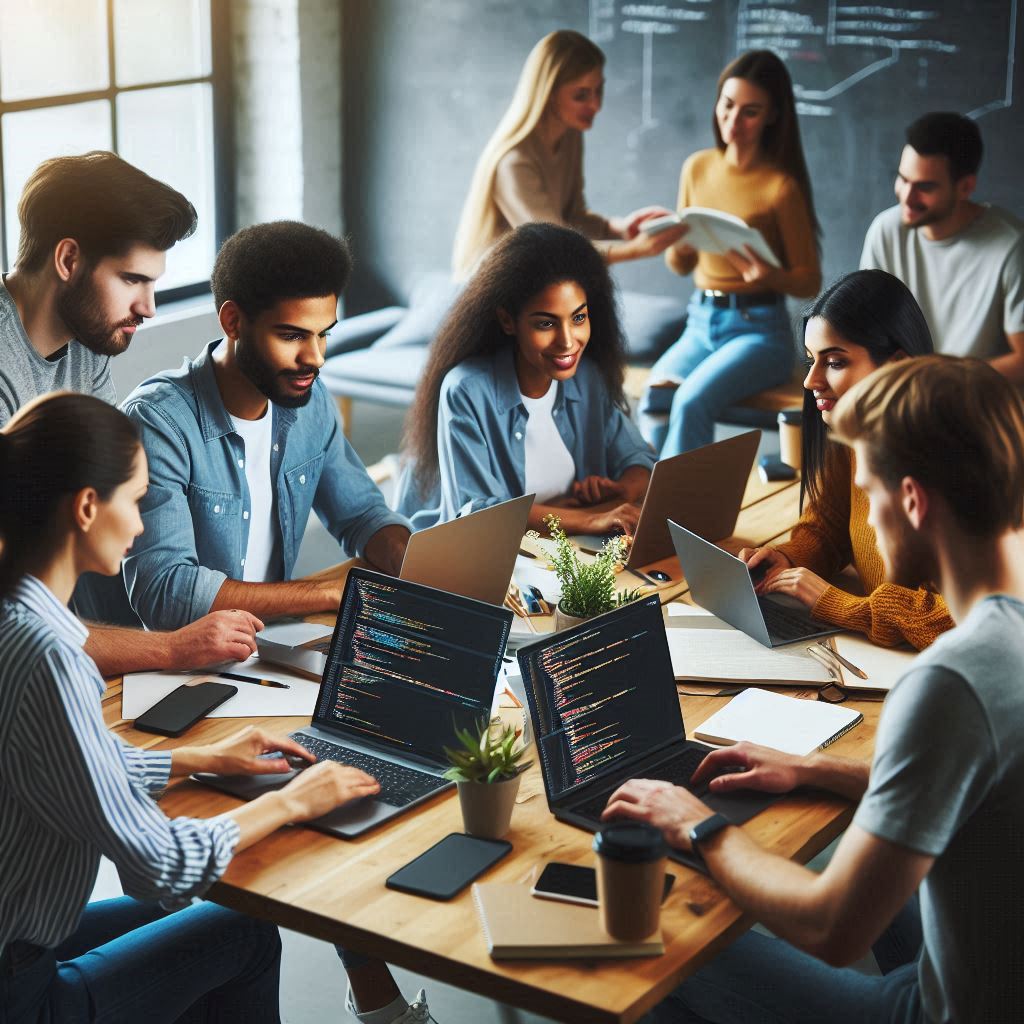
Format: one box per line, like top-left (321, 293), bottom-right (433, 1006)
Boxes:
top-left (642, 207), bottom-right (780, 268)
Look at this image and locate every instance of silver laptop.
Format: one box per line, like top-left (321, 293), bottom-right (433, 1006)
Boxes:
top-left (575, 430), bottom-right (760, 568)
top-left (196, 568), bottom-right (513, 837)
top-left (256, 494), bottom-right (533, 680)
top-left (668, 520), bottom-right (839, 648)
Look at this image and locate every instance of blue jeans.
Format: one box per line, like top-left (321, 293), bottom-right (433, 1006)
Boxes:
top-left (1, 898), bottom-right (282, 1024)
top-left (640, 294), bottom-right (795, 457)
top-left (649, 896), bottom-right (925, 1024)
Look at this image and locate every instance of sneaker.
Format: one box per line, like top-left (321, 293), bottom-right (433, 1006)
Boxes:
top-left (346, 985), bottom-right (436, 1024)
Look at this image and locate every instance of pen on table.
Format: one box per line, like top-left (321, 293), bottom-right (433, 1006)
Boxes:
top-left (518, 547), bottom-right (537, 559)
top-left (806, 645), bottom-right (842, 682)
top-left (815, 641), bottom-right (868, 680)
top-left (216, 671), bottom-right (290, 690)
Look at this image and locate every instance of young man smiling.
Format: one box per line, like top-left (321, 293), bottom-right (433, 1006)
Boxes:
top-left (0, 151), bottom-right (264, 675)
top-left (606, 355), bottom-right (1024, 1022)
top-left (121, 221), bottom-right (411, 630)
top-left (861, 112), bottom-right (1024, 385)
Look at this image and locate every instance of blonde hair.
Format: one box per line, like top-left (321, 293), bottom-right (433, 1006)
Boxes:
top-left (451, 30), bottom-right (605, 280)
top-left (831, 355), bottom-right (1024, 536)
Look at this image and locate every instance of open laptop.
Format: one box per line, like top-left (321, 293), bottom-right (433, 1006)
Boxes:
top-left (256, 494), bottom-right (533, 680)
top-left (516, 595), bottom-right (779, 872)
top-left (668, 520), bottom-right (839, 648)
top-left (197, 568), bottom-right (512, 837)
top-left (574, 429), bottom-right (760, 568)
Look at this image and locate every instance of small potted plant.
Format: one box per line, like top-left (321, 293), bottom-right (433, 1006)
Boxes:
top-left (444, 715), bottom-right (532, 839)
top-left (542, 515), bottom-right (643, 631)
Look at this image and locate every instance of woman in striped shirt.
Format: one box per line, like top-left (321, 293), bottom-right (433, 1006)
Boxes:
top-left (0, 392), bottom-right (380, 1023)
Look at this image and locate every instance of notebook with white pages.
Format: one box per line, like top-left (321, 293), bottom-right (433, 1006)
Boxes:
top-left (693, 687), bottom-right (863, 756)
top-left (665, 609), bottom-right (832, 685)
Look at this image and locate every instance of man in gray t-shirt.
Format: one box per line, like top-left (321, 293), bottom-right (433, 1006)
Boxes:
top-left (606, 356), bottom-right (1024, 1023)
top-left (860, 112), bottom-right (1024, 386)
top-left (1, 152), bottom-right (265, 676)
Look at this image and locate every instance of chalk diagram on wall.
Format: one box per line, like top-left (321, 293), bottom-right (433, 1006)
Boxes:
top-left (589, 0), bottom-right (1017, 146)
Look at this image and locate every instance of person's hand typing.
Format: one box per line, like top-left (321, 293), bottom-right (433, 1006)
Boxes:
top-left (165, 609), bottom-right (264, 668)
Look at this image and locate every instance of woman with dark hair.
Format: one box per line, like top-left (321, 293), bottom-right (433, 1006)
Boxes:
top-left (640, 49), bottom-right (822, 457)
top-left (452, 29), bottom-right (683, 278)
top-left (740, 270), bottom-right (955, 649)
top-left (397, 222), bottom-right (655, 534)
top-left (0, 393), bottom-right (379, 1022)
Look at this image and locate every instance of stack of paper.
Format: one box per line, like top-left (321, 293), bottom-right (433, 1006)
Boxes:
top-left (665, 611), bottom-right (832, 685)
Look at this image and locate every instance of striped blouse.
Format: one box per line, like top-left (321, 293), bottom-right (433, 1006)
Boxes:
top-left (0, 575), bottom-right (240, 951)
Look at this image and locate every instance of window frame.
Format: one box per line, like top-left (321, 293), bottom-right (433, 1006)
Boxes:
top-left (0, 0), bottom-right (233, 302)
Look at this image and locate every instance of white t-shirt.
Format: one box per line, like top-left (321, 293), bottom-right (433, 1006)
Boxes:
top-left (230, 409), bottom-right (281, 582)
top-left (520, 385), bottom-right (575, 503)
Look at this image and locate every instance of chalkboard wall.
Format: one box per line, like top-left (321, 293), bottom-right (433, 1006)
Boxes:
top-left (341, 0), bottom-right (1021, 313)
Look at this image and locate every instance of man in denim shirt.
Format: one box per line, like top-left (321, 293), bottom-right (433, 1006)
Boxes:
top-left (121, 222), bottom-right (411, 630)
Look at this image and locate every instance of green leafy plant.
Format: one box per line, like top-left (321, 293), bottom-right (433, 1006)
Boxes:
top-left (540, 514), bottom-right (644, 619)
top-left (443, 715), bottom-right (532, 784)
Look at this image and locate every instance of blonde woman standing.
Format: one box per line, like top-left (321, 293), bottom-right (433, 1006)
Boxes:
top-left (452, 30), bottom-right (685, 278)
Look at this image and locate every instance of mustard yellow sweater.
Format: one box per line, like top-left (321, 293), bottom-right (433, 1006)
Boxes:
top-left (775, 446), bottom-right (954, 650)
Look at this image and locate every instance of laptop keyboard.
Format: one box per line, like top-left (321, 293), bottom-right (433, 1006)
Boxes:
top-left (759, 597), bottom-right (825, 643)
top-left (572, 745), bottom-right (709, 821)
top-left (291, 733), bottom-right (447, 807)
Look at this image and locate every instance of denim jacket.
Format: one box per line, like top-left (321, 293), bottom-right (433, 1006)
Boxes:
top-left (394, 347), bottom-right (655, 530)
top-left (121, 341), bottom-right (409, 629)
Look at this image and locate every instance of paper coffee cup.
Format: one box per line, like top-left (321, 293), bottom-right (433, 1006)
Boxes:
top-left (778, 408), bottom-right (802, 471)
top-left (593, 823), bottom-right (668, 941)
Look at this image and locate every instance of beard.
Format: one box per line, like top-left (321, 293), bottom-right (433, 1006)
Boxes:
top-left (235, 337), bottom-right (318, 409)
top-left (880, 513), bottom-right (939, 590)
top-left (56, 274), bottom-right (141, 357)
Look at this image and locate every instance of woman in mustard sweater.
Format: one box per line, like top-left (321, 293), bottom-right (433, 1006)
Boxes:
top-left (742, 269), bottom-right (954, 649)
top-left (640, 50), bottom-right (821, 457)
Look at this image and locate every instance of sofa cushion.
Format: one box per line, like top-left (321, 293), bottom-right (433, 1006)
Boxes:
top-left (619, 290), bottom-right (688, 364)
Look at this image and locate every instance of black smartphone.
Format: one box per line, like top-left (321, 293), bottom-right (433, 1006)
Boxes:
top-left (758, 455), bottom-right (797, 483)
top-left (385, 833), bottom-right (512, 900)
top-left (134, 681), bottom-right (238, 737)
top-left (530, 861), bottom-right (675, 908)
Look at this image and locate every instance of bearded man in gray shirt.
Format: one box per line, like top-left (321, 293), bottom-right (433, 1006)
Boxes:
top-left (608, 356), bottom-right (1024, 1023)
top-left (1, 152), bottom-right (263, 675)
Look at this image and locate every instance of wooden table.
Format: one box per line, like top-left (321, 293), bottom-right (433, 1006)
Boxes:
top-left (102, 471), bottom-right (885, 1024)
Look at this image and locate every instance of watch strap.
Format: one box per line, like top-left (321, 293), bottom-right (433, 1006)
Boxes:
top-left (688, 812), bottom-right (731, 848)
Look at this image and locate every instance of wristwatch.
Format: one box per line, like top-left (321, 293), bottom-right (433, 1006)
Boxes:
top-left (687, 812), bottom-right (732, 849)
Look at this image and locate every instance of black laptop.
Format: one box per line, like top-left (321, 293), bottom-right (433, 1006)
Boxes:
top-left (196, 568), bottom-right (512, 837)
top-left (516, 595), bottom-right (778, 872)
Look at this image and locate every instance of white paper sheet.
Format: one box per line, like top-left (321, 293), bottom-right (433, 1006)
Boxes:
top-left (666, 602), bottom-right (714, 618)
top-left (666, 622), bottom-right (831, 684)
top-left (122, 656), bottom-right (320, 720)
top-left (830, 634), bottom-right (915, 691)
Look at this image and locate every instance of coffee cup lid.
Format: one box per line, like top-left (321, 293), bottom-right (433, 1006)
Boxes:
top-left (777, 408), bottom-right (802, 426)
top-left (593, 822), bottom-right (668, 863)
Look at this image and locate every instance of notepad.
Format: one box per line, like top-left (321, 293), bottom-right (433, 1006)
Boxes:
top-left (693, 687), bottom-right (862, 755)
top-left (665, 620), bottom-right (832, 685)
top-left (472, 882), bottom-right (663, 959)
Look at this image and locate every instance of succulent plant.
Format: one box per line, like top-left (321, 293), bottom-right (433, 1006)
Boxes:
top-left (443, 715), bottom-right (532, 784)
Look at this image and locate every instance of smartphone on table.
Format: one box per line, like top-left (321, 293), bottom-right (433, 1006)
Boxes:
top-left (531, 861), bottom-right (675, 908)
top-left (385, 833), bottom-right (512, 901)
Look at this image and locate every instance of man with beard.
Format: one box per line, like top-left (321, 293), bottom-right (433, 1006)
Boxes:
top-left (861, 112), bottom-right (1024, 385)
top-left (603, 355), bottom-right (1024, 1023)
top-left (121, 221), bottom-right (411, 629)
top-left (0, 151), bottom-right (265, 675)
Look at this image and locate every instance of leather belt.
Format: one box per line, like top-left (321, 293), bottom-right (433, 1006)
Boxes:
top-left (700, 290), bottom-right (781, 309)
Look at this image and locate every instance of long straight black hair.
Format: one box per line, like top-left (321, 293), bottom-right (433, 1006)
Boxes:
top-left (0, 392), bottom-right (140, 597)
top-left (800, 270), bottom-right (934, 510)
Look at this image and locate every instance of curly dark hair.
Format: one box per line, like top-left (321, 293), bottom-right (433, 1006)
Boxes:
top-left (211, 220), bottom-right (352, 318)
top-left (800, 269), bottom-right (933, 510)
top-left (404, 222), bottom-right (628, 494)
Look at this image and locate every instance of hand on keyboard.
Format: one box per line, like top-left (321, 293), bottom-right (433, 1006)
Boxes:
top-left (279, 762), bottom-right (380, 822)
top-left (689, 742), bottom-right (804, 796)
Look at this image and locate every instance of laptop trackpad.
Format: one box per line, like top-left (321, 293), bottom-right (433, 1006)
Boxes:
top-left (703, 786), bottom-right (778, 822)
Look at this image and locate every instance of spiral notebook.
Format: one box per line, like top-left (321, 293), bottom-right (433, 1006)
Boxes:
top-left (693, 687), bottom-right (862, 756)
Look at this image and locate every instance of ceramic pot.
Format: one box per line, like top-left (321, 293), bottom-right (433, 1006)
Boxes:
top-left (456, 773), bottom-right (521, 839)
top-left (554, 601), bottom-right (589, 632)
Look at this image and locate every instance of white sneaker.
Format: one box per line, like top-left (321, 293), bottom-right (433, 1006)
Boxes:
top-left (346, 985), bottom-right (436, 1024)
